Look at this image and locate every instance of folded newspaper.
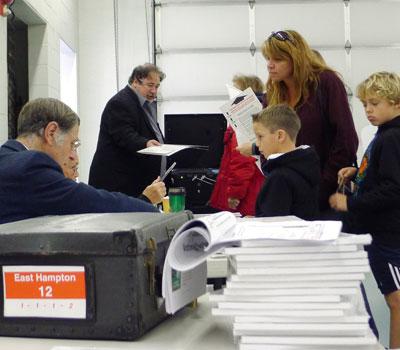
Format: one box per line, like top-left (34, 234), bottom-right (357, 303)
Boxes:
top-left (162, 211), bottom-right (342, 314)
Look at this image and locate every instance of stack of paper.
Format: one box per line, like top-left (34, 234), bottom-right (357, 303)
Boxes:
top-left (161, 211), bottom-right (381, 348)
top-left (211, 233), bottom-right (381, 349)
top-left (162, 212), bottom-right (343, 314)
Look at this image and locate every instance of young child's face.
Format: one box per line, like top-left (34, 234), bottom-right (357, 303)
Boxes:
top-left (361, 95), bottom-right (400, 126)
top-left (253, 122), bottom-right (280, 158)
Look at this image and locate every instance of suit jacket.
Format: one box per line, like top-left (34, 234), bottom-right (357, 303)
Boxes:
top-left (0, 140), bottom-right (158, 225)
top-left (89, 86), bottom-right (163, 197)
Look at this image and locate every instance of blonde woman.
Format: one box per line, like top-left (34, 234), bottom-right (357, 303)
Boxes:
top-left (239, 30), bottom-right (358, 215)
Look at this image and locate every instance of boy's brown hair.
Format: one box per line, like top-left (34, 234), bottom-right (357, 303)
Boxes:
top-left (253, 104), bottom-right (301, 142)
top-left (357, 71), bottom-right (400, 104)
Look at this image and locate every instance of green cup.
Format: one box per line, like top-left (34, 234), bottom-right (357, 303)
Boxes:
top-left (169, 187), bottom-right (186, 212)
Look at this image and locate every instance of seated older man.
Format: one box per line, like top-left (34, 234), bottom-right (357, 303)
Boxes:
top-left (0, 98), bottom-right (166, 224)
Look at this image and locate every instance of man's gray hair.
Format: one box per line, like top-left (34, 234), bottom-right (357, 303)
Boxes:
top-left (128, 63), bottom-right (166, 84)
top-left (17, 98), bottom-right (80, 137)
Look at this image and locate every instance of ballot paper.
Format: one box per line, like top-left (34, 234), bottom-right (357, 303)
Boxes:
top-left (220, 87), bottom-right (263, 145)
top-left (137, 144), bottom-right (208, 156)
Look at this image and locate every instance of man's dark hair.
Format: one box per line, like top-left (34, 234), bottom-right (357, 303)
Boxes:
top-left (128, 63), bottom-right (166, 84)
top-left (17, 98), bottom-right (80, 137)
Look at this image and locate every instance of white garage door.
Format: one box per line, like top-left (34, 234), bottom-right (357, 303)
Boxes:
top-left (154, 0), bottom-right (400, 155)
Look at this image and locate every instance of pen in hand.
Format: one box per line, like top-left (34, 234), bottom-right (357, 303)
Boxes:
top-left (161, 161), bottom-right (177, 181)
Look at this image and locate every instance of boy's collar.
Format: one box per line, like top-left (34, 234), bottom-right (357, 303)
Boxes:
top-left (267, 152), bottom-right (283, 160)
top-left (267, 145), bottom-right (309, 160)
top-left (378, 115), bottom-right (400, 131)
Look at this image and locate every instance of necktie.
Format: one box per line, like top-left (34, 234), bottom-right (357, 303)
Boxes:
top-left (144, 101), bottom-right (163, 143)
top-left (143, 101), bottom-right (166, 176)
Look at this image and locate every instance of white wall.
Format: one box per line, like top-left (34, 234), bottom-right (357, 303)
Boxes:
top-left (77, 0), bottom-right (152, 183)
top-left (21, 0), bottom-right (78, 99)
top-left (77, 0), bottom-right (117, 183)
top-left (116, 0), bottom-right (153, 90)
top-left (60, 39), bottom-right (77, 112)
top-left (0, 0), bottom-right (78, 145)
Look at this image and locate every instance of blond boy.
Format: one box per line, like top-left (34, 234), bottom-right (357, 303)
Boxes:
top-left (252, 104), bottom-right (320, 219)
top-left (329, 71), bottom-right (400, 349)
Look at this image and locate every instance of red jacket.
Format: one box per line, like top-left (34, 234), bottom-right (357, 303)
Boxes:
top-left (209, 126), bottom-right (264, 216)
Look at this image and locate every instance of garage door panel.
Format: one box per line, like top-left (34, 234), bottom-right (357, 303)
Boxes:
top-left (255, 3), bottom-right (344, 47)
top-left (317, 49), bottom-right (347, 77)
top-left (351, 2), bottom-right (400, 46)
top-left (159, 4), bottom-right (249, 50)
top-left (158, 52), bottom-right (254, 97)
top-left (351, 48), bottom-right (400, 89)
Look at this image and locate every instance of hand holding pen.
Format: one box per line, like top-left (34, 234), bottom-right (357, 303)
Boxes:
top-left (142, 177), bottom-right (167, 205)
top-left (141, 162), bottom-right (176, 204)
top-left (161, 162), bottom-right (177, 181)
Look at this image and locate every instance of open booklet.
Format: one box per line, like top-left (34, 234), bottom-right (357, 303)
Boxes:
top-left (220, 87), bottom-right (263, 145)
top-left (137, 144), bottom-right (208, 156)
top-left (162, 211), bottom-right (342, 314)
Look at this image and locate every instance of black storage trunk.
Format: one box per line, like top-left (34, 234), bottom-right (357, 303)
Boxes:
top-left (0, 211), bottom-right (193, 340)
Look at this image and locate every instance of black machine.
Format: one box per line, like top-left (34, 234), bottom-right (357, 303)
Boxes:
top-left (170, 168), bottom-right (219, 213)
top-left (0, 212), bottom-right (192, 340)
top-left (164, 113), bottom-right (227, 213)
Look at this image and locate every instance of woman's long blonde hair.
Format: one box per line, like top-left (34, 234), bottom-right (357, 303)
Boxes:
top-left (262, 30), bottom-right (334, 106)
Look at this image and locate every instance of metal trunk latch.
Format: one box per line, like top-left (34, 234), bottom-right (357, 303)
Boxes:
top-left (166, 226), bottom-right (176, 240)
top-left (144, 237), bottom-right (157, 295)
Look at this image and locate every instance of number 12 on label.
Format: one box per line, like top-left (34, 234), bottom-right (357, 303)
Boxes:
top-left (38, 286), bottom-right (53, 298)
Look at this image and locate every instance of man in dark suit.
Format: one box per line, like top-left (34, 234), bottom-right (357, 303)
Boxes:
top-left (0, 98), bottom-right (166, 225)
top-left (89, 63), bottom-right (166, 197)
